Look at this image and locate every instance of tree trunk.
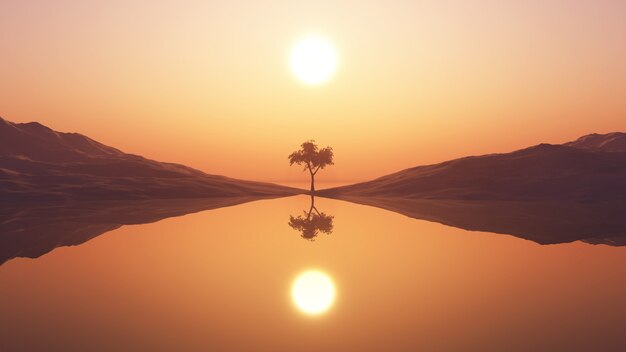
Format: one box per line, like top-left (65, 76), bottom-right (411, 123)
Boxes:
top-left (307, 197), bottom-right (315, 220)
top-left (310, 172), bottom-right (315, 196)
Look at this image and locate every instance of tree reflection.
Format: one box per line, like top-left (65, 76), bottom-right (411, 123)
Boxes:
top-left (288, 196), bottom-right (334, 241)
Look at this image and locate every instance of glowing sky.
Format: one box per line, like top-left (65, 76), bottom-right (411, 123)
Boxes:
top-left (1, 0), bottom-right (625, 183)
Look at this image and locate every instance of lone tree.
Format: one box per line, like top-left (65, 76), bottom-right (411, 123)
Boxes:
top-left (288, 140), bottom-right (334, 195)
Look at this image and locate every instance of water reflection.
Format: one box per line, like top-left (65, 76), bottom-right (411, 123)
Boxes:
top-left (321, 195), bottom-right (626, 245)
top-left (4, 195), bottom-right (626, 351)
top-left (2, 194), bottom-right (626, 267)
top-left (0, 196), bottom-right (280, 266)
top-left (288, 196), bottom-right (334, 241)
top-left (291, 270), bottom-right (336, 315)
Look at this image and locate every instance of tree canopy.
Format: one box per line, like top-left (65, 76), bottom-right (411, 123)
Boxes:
top-left (288, 207), bottom-right (334, 241)
top-left (288, 140), bottom-right (334, 175)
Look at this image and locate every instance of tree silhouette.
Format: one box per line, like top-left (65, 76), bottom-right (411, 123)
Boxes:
top-left (288, 197), bottom-right (334, 241)
top-left (288, 140), bottom-right (334, 195)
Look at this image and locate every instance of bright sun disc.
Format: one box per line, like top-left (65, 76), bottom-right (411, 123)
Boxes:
top-left (291, 270), bottom-right (336, 315)
top-left (290, 36), bottom-right (337, 85)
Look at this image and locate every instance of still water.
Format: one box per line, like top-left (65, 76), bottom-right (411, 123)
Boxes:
top-left (2, 195), bottom-right (626, 351)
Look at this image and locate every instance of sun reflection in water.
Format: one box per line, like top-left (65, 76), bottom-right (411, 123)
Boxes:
top-left (291, 270), bottom-right (336, 316)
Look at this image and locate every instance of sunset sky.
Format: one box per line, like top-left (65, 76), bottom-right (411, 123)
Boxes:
top-left (2, 0), bottom-right (625, 183)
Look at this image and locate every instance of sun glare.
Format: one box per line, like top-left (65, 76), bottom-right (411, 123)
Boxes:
top-left (291, 270), bottom-right (336, 315)
top-left (290, 36), bottom-right (338, 85)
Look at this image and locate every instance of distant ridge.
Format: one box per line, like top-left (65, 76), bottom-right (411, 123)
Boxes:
top-left (320, 132), bottom-right (626, 202)
top-left (564, 132), bottom-right (626, 152)
top-left (0, 118), bottom-right (125, 161)
top-left (0, 117), bottom-right (302, 201)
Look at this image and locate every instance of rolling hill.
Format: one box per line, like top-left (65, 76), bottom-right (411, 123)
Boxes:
top-left (320, 132), bottom-right (626, 202)
top-left (0, 117), bottom-right (301, 201)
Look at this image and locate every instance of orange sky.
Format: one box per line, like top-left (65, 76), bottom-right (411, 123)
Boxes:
top-left (1, 0), bottom-right (625, 183)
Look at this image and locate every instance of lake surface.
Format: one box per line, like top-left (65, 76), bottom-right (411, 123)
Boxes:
top-left (2, 195), bottom-right (626, 351)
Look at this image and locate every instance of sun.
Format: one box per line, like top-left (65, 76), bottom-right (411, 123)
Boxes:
top-left (290, 36), bottom-right (338, 85)
top-left (291, 270), bottom-right (336, 315)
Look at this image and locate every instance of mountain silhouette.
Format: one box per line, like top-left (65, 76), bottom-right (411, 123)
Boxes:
top-left (318, 132), bottom-right (626, 245)
top-left (0, 117), bottom-right (302, 201)
top-left (320, 133), bottom-right (626, 202)
top-left (563, 132), bottom-right (626, 152)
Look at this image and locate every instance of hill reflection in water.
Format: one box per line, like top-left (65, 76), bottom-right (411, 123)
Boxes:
top-left (3, 195), bottom-right (626, 351)
top-left (0, 196), bottom-right (280, 265)
top-left (321, 195), bottom-right (626, 246)
top-left (2, 195), bottom-right (626, 267)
